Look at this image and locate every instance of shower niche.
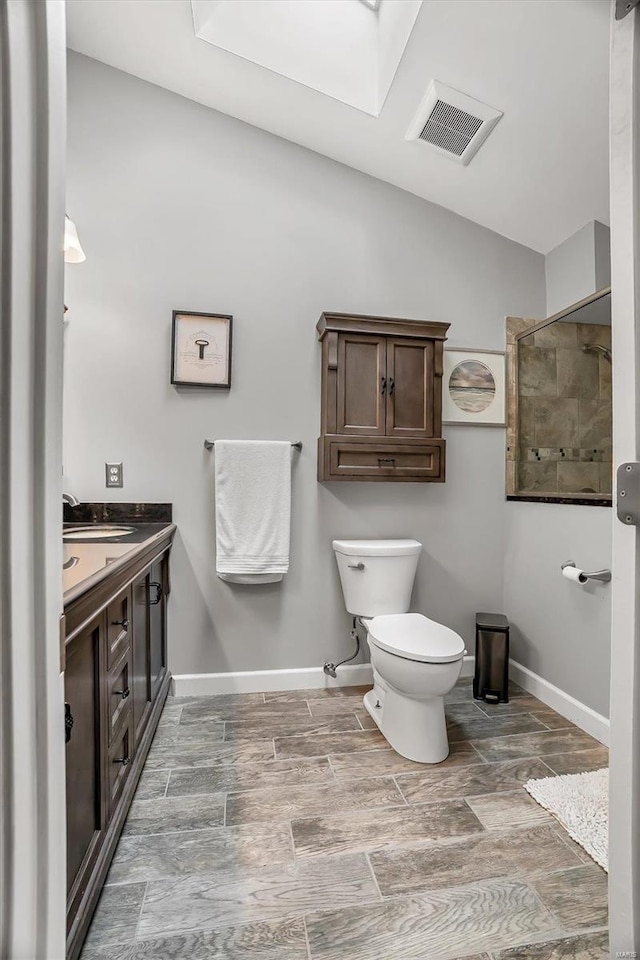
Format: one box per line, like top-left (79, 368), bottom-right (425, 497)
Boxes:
top-left (506, 287), bottom-right (612, 505)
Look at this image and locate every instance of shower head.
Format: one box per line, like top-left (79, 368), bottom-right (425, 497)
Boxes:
top-left (581, 343), bottom-right (612, 363)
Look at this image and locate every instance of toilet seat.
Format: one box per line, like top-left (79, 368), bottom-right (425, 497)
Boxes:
top-left (367, 613), bottom-right (465, 664)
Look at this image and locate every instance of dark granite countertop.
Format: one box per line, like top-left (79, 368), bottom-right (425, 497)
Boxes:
top-left (62, 504), bottom-right (175, 606)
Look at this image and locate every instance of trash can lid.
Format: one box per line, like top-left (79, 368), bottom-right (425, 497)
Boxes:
top-left (476, 612), bottom-right (509, 631)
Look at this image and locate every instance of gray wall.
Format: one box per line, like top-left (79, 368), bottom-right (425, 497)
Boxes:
top-left (64, 54), bottom-right (545, 677)
top-left (504, 223), bottom-right (613, 718)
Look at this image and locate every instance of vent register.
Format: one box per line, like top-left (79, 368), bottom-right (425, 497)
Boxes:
top-left (407, 81), bottom-right (503, 165)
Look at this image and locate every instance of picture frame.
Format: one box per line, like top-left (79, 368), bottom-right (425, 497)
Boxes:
top-left (442, 348), bottom-right (506, 426)
top-left (171, 310), bottom-right (233, 388)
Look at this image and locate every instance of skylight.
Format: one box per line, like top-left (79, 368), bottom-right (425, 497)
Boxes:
top-left (192, 0), bottom-right (421, 117)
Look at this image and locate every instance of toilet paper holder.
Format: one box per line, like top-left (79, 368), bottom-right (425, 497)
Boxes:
top-left (561, 560), bottom-right (612, 583)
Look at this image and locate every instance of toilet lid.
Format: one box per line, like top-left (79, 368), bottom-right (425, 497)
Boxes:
top-left (368, 613), bottom-right (466, 664)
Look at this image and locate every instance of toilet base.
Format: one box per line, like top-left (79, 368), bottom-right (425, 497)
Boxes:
top-left (363, 686), bottom-right (450, 764)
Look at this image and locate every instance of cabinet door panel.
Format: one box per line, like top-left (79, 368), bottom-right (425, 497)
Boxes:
top-left (336, 334), bottom-right (386, 435)
top-left (386, 338), bottom-right (435, 438)
top-left (65, 619), bottom-right (103, 898)
top-left (149, 557), bottom-right (167, 701)
top-left (131, 573), bottom-right (151, 745)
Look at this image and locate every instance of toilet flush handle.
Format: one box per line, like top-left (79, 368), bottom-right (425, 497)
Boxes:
top-left (348, 562), bottom-right (365, 570)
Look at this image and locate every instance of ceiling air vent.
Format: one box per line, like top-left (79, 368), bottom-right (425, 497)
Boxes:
top-left (406, 81), bottom-right (503, 166)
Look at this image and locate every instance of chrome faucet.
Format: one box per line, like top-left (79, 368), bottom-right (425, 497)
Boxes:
top-left (63, 492), bottom-right (80, 507)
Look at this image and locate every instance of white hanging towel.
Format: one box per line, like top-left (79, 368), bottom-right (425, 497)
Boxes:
top-left (214, 440), bottom-right (291, 584)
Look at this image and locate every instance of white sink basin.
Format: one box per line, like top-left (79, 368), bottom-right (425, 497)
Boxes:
top-left (64, 525), bottom-right (134, 541)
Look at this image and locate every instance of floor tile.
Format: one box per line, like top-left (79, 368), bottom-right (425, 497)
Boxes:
top-left (122, 793), bottom-right (225, 836)
top-left (264, 686), bottom-right (370, 702)
top-left (444, 702), bottom-right (489, 722)
top-left (226, 776), bottom-right (405, 826)
top-left (305, 877), bottom-right (557, 960)
top-left (145, 738), bottom-right (275, 771)
top-left (166, 756), bottom-right (334, 797)
top-left (307, 697), bottom-right (367, 718)
top-left (471, 729), bottom-right (599, 763)
top-left (541, 747), bottom-right (609, 776)
top-left (355, 710), bottom-right (378, 730)
top-left (151, 722), bottom-right (226, 745)
top-left (107, 823), bottom-right (294, 884)
top-left (527, 707), bottom-right (575, 730)
top-left (396, 758), bottom-right (553, 804)
top-left (157, 701), bottom-right (183, 726)
top-left (174, 692), bottom-right (266, 707)
top-left (225, 715), bottom-right (362, 741)
top-left (447, 714), bottom-right (548, 743)
top-left (291, 799), bottom-right (483, 859)
top-left (329, 741), bottom-right (484, 780)
top-left (81, 917), bottom-right (309, 960)
top-left (475, 695), bottom-right (555, 717)
top-left (465, 790), bottom-right (554, 830)
top-left (368, 825), bottom-right (582, 896)
top-left (138, 854), bottom-right (378, 937)
top-left (180, 700), bottom-right (311, 724)
top-left (492, 930), bottom-right (609, 959)
top-left (133, 768), bottom-right (169, 801)
top-left (275, 729), bottom-right (385, 759)
top-left (82, 882), bottom-right (146, 948)
top-left (531, 863), bottom-right (609, 929)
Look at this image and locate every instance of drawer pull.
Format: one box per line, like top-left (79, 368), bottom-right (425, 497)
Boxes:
top-left (378, 457), bottom-right (396, 466)
top-left (113, 688), bottom-right (130, 700)
top-left (112, 618), bottom-right (129, 629)
top-left (113, 756), bottom-right (130, 766)
top-left (380, 377), bottom-right (387, 395)
top-left (388, 378), bottom-right (395, 396)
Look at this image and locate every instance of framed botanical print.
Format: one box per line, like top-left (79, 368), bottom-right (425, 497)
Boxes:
top-left (171, 311), bottom-right (233, 388)
top-left (442, 348), bottom-right (506, 426)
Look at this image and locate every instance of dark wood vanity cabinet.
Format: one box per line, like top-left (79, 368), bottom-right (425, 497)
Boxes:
top-left (64, 532), bottom-right (173, 960)
top-left (317, 313), bottom-right (449, 482)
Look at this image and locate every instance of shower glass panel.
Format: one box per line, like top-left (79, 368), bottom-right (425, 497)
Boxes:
top-left (508, 289), bottom-right (612, 505)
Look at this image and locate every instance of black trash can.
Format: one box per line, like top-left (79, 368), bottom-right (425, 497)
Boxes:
top-left (473, 612), bottom-right (510, 704)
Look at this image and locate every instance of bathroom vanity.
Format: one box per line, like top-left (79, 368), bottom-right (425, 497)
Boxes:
top-left (316, 312), bottom-right (449, 482)
top-left (62, 506), bottom-right (175, 960)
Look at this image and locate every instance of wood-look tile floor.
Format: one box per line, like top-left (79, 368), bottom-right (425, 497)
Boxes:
top-left (80, 678), bottom-right (609, 960)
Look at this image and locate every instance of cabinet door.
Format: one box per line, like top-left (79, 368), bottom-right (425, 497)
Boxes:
top-left (131, 572), bottom-right (151, 745)
top-left (149, 556), bottom-right (167, 701)
top-left (385, 337), bottom-right (435, 438)
top-left (65, 617), bottom-right (104, 904)
top-left (336, 334), bottom-right (386, 435)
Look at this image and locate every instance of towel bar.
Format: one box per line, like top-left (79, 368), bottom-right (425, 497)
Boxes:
top-left (204, 439), bottom-right (302, 451)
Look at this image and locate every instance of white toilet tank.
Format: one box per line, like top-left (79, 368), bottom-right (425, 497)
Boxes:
top-left (332, 539), bottom-right (422, 617)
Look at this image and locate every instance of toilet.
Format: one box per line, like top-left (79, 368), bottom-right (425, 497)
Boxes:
top-left (332, 538), bottom-right (466, 764)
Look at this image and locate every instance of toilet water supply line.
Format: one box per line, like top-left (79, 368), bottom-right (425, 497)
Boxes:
top-left (323, 617), bottom-right (360, 678)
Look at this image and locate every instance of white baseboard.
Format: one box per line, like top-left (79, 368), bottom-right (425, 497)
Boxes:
top-left (171, 656), bottom-right (608, 747)
top-left (171, 663), bottom-right (374, 697)
top-left (508, 659), bottom-right (609, 747)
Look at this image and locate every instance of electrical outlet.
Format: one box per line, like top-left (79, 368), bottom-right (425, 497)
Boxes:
top-left (106, 462), bottom-right (123, 488)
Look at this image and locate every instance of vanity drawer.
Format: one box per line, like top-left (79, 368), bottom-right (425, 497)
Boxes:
top-left (106, 587), bottom-right (132, 669)
top-left (320, 436), bottom-right (445, 482)
top-left (107, 647), bottom-right (133, 744)
top-left (107, 717), bottom-right (133, 816)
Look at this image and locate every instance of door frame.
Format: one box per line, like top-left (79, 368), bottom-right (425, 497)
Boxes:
top-left (0, 1), bottom-right (67, 957)
top-left (609, 4), bottom-right (640, 954)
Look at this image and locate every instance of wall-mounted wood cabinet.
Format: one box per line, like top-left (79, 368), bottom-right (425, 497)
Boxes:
top-left (317, 313), bottom-right (450, 482)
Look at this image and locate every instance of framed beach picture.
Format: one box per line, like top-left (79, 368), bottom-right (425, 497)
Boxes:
top-left (442, 348), bottom-right (506, 426)
top-left (171, 310), bottom-right (233, 388)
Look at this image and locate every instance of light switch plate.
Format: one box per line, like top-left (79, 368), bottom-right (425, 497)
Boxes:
top-left (106, 462), bottom-right (123, 488)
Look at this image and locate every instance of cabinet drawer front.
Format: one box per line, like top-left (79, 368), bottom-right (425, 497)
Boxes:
top-left (329, 440), bottom-right (444, 479)
top-left (108, 719), bottom-right (133, 815)
top-left (107, 647), bottom-right (133, 744)
top-left (106, 588), bottom-right (131, 669)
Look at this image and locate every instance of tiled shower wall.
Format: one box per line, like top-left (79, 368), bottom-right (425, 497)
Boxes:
top-left (515, 321), bottom-right (612, 496)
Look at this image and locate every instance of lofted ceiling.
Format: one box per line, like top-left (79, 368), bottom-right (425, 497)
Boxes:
top-left (66, 0), bottom-right (611, 254)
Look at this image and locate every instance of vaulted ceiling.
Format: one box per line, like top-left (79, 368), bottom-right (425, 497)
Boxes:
top-left (66, 0), bottom-right (611, 253)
